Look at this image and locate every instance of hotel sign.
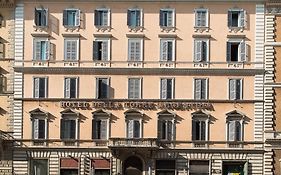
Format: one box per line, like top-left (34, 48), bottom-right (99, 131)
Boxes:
top-left (60, 101), bottom-right (214, 111)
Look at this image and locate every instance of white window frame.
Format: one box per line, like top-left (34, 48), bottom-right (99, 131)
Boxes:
top-left (192, 114), bottom-right (209, 141)
top-left (63, 8), bottom-right (81, 27)
top-left (128, 78), bottom-right (142, 99)
top-left (159, 8), bottom-right (175, 28)
top-left (60, 115), bottom-right (79, 140)
top-left (33, 77), bottom-right (48, 98)
top-left (92, 116), bottom-right (110, 140)
top-left (128, 38), bottom-right (143, 61)
top-left (96, 77), bottom-right (110, 99)
top-left (228, 78), bottom-right (243, 100)
top-left (33, 38), bottom-right (50, 61)
top-left (34, 8), bottom-right (48, 27)
top-left (226, 39), bottom-right (247, 62)
top-left (193, 78), bottom-right (208, 100)
top-left (226, 115), bottom-right (244, 142)
top-left (193, 38), bottom-right (209, 62)
top-left (94, 8), bottom-right (111, 27)
top-left (127, 8), bottom-right (143, 28)
top-left (158, 116), bottom-right (175, 141)
top-left (228, 8), bottom-right (246, 28)
top-left (126, 117), bottom-right (143, 139)
top-left (64, 77), bottom-right (78, 99)
top-left (194, 8), bottom-right (209, 28)
top-left (31, 115), bottom-right (48, 140)
top-left (93, 38), bottom-right (110, 61)
top-left (160, 38), bottom-right (175, 61)
top-left (160, 78), bottom-right (174, 99)
top-left (64, 38), bottom-right (79, 61)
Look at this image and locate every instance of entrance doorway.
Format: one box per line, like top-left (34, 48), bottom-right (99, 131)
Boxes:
top-left (123, 156), bottom-right (143, 175)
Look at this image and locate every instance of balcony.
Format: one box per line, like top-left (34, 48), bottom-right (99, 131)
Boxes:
top-left (108, 138), bottom-right (159, 149)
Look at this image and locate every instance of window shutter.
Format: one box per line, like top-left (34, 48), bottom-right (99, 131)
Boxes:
top-left (70, 120), bottom-right (76, 139)
top-left (94, 10), bottom-right (99, 26)
top-left (167, 41), bottom-right (173, 61)
top-left (128, 79), bottom-right (134, 98)
top-left (60, 119), bottom-right (65, 139)
top-left (135, 41), bottom-right (141, 61)
top-left (128, 40), bottom-right (135, 61)
top-left (44, 9), bottom-right (48, 26)
top-left (161, 79), bottom-right (167, 99)
top-left (201, 79), bottom-right (207, 99)
top-left (240, 41), bottom-right (247, 62)
top-left (201, 121), bottom-right (206, 140)
top-left (194, 40), bottom-right (202, 62)
top-left (71, 41), bottom-right (77, 60)
top-left (34, 41), bottom-right (41, 60)
top-left (65, 78), bottom-right (70, 98)
top-left (201, 11), bottom-right (206, 27)
top-left (45, 41), bottom-right (50, 60)
top-left (240, 10), bottom-right (245, 27)
top-left (102, 11), bottom-right (108, 26)
top-left (136, 10), bottom-right (141, 26)
top-left (34, 78), bottom-right (39, 98)
top-left (195, 79), bottom-right (201, 100)
top-left (161, 41), bottom-right (168, 61)
top-left (33, 118), bottom-right (39, 139)
top-left (93, 41), bottom-right (99, 60)
top-left (134, 79), bottom-right (140, 99)
top-left (226, 42), bottom-right (231, 62)
top-left (127, 120), bottom-right (134, 138)
top-left (228, 121), bottom-right (235, 141)
top-left (65, 40), bottom-right (71, 60)
top-left (127, 10), bottom-right (131, 26)
top-left (44, 78), bottom-right (48, 98)
top-left (75, 10), bottom-right (80, 26)
top-left (35, 9), bottom-right (39, 26)
top-left (236, 80), bottom-right (242, 100)
top-left (227, 11), bottom-right (232, 27)
top-left (202, 41), bottom-right (207, 61)
top-left (102, 41), bottom-right (108, 61)
top-left (63, 10), bottom-right (67, 26)
top-left (244, 161), bottom-right (248, 175)
top-left (167, 120), bottom-right (173, 141)
top-left (167, 11), bottom-right (173, 27)
top-left (229, 79), bottom-right (236, 100)
top-left (157, 120), bottom-right (163, 139)
top-left (159, 10), bottom-right (164, 26)
top-left (100, 78), bottom-right (108, 99)
top-left (134, 121), bottom-right (140, 138)
top-left (195, 11), bottom-right (199, 27)
top-left (192, 120), bottom-right (196, 140)
top-left (100, 120), bottom-right (107, 139)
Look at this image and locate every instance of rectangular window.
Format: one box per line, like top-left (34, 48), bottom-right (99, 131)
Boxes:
top-left (0, 42), bottom-right (4, 59)
top-left (32, 118), bottom-right (46, 139)
top-left (192, 119), bottom-right (206, 141)
top-left (159, 9), bottom-right (174, 27)
top-left (92, 159), bottom-right (111, 175)
top-left (128, 39), bottom-right (142, 61)
top-left (227, 41), bottom-right (247, 62)
top-left (96, 78), bottom-right (109, 99)
top-left (60, 119), bottom-right (76, 140)
top-left (189, 160), bottom-right (209, 175)
top-left (94, 9), bottom-right (110, 27)
top-left (194, 39), bottom-right (208, 62)
top-left (0, 75), bottom-right (7, 93)
top-left (160, 39), bottom-right (174, 61)
top-left (156, 160), bottom-right (176, 175)
top-left (30, 159), bottom-right (48, 175)
top-left (160, 78), bottom-right (174, 99)
top-left (229, 79), bottom-right (242, 100)
top-left (128, 78), bottom-right (141, 99)
top-left (33, 39), bottom-right (50, 60)
top-left (93, 39), bottom-right (109, 61)
top-left (64, 39), bottom-right (79, 60)
top-left (34, 77), bottom-right (48, 98)
top-left (195, 9), bottom-right (208, 27)
top-left (34, 8), bottom-right (48, 27)
top-left (228, 9), bottom-right (246, 28)
top-left (194, 79), bottom-right (208, 100)
top-left (158, 120), bottom-right (174, 141)
top-left (223, 162), bottom-right (248, 175)
top-left (127, 120), bottom-right (141, 138)
top-left (64, 77), bottom-right (78, 98)
top-left (92, 118), bottom-right (108, 140)
top-left (63, 9), bottom-right (80, 27)
top-left (127, 9), bottom-right (142, 28)
top-left (227, 120), bottom-right (242, 141)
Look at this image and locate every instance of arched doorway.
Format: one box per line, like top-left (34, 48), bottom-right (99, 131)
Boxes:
top-left (123, 156), bottom-right (143, 175)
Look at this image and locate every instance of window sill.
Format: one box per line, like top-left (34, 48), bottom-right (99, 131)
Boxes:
top-left (128, 26), bottom-right (144, 32)
top-left (228, 27), bottom-right (244, 33)
top-left (33, 25), bottom-right (49, 32)
top-left (160, 26), bottom-right (176, 32)
top-left (194, 27), bottom-right (209, 32)
top-left (95, 25), bottom-right (111, 32)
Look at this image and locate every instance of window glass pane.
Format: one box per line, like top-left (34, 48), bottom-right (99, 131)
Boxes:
top-left (31, 159), bottom-right (48, 175)
top-left (133, 120), bottom-right (140, 138)
top-left (39, 78), bottom-right (46, 98)
top-left (38, 119), bottom-right (45, 139)
top-left (95, 169), bottom-right (110, 175)
top-left (223, 162), bottom-right (245, 175)
top-left (60, 169), bottom-right (78, 175)
top-left (70, 78), bottom-right (77, 98)
top-left (189, 160), bottom-right (209, 175)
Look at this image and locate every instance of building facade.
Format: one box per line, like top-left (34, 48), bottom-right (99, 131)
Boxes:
top-left (0, 0), bottom-right (15, 174)
top-left (13, 0), bottom-right (265, 174)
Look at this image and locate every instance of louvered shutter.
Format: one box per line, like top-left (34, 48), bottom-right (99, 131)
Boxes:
top-left (240, 41), bottom-right (247, 62)
top-left (167, 120), bottom-right (173, 141)
top-left (194, 40), bottom-right (202, 62)
top-left (71, 41), bottom-right (77, 60)
top-left (229, 79), bottom-right (236, 100)
top-left (65, 40), bottom-right (71, 60)
top-left (227, 11), bottom-right (232, 27)
top-left (157, 120), bottom-right (163, 139)
top-left (134, 79), bottom-right (140, 99)
top-left (195, 79), bottom-right (201, 100)
top-left (195, 11), bottom-right (199, 27)
top-left (128, 40), bottom-right (135, 61)
top-left (45, 41), bottom-right (50, 60)
top-left (100, 120), bottom-right (107, 139)
top-left (136, 10), bottom-right (141, 26)
top-left (226, 42), bottom-right (231, 62)
top-left (65, 78), bottom-right (70, 98)
top-left (75, 10), bottom-right (80, 26)
top-left (167, 41), bottom-right (173, 61)
top-left (60, 119), bottom-right (65, 139)
top-left (166, 79), bottom-right (173, 99)
top-left (34, 41), bottom-right (41, 60)
top-left (201, 11), bottom-right (206, 27)
top-left (127, 10), bottom-right (131, 26)
top-left (240, 10), bottom-right (245, 27)
top-left (128, 79), bottom-right (134, 98)
top-left (127, 120), bottom-right (134, 138)
top-left (34, 78), bottom-right (39, 98)
top-left (201, 121), bottom-right (206, 140)
top-left (93, 41), bottom-right (99, 60)
top-left (44, 9), bottom-right (48, 26)
top-left (159, 10), bottom-right (164, 26)
top-left (35, 9), bottom-right (40, 26)
top-left (63, 10), bottom-right (67, 26)
top-left (228, 121), bottom-right (235, 141)
top-left (33, 118), bottom-right (39, 139)
top-left (201, 79), bottom-right (207, 99)
top-left (161, 41), bottom-right (168, 61)
top-left (135, 41), bottom-right (141, 61)
top-left (167, 11), bottom-right (173, 27)
top-left (102, 10), bottom-right (108, 26)
top-left (236, 80), bottom-right (241, 100)
top-left (161, 79), bottom-right (167, 99)
top-left (102, 41), bottom-right (108, 61)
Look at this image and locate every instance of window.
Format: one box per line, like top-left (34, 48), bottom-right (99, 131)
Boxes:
top-left (0, 42), bottom-right (4, 59)
top-left (156, 160), bottom-right (176, 175)
top-left (160, 78), bottom-right (174, 99)
top-left (96, 78), bottom-right (109, 99)
top-left (222, 161), bottom-right (248, 175)
top-left (91, 159), bottom-right (111, 175)
top-left (228, 9), bottom-right (246, 28)
top-left (64, 38), bottom-right (79, 60)
top-left (34, 8), bottom-right (48, 27)
top-left (195, 9), bottom-right (208, 28)
top-left (229, 79), bottom-right (243, 100)
top-left (128, 78), bottom-right (141, 99)
top-left (159, 9), bottom-right (175, 28)
top-left (93, 39), bottom-right (110, 61)
top-left (34, 77), bottom-right (48, 98)
top-left (194, 78), bottom-right (208, 100)
top-left (126, 119), bottom-right (141, 138)
top-left (32, 117), bottom-right (46, 139)
top-left (226, 41), bottom-right (247, 62)
top-left (157, 111), bottom-right (175, 141)
top-left (194, 39), bottom-right (209, 62)
top-left (192, 112), bottom-right (209, 141)
top-left (94, 9), bottom-right (110, 27)
top-left (63, 9), bottom-right (80, 27)
top-left (160, 39), bottom-right (175, 61)
top-left (92, 118), bottom-right (108, 140)
top-left (60, 111), bottom-right (78, 140)
top-left (33, 39), bottom-right (50, 60)
top-left (127, 9), bottom-right (142, 28)
top-left (226, 111), bottom-right (244, 142)
top-left (60, 158), bottom-right (79, 175)
top-left (0, 75), bottom-right (7, 93)
top-left (64, 77), bottom-right (78, 98)
top-left (30, 159), bottom-right (48, 175)
top-left (128, 39), bottom-right (143, 61)
top-left (189, 160), bottom-right (209, 175)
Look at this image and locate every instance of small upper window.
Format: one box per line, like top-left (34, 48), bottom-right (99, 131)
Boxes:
top-left (227, 40), bottom-right (248, 62)
top-left (94, 9), bottom-right (110, 27)
top-left (35, 8), bottom-right (48, 27)
top-left (228, 9), bottom-right (246, 28)
top-left (195, 9), bottom-right (208, 28)
top-left (194, 39), bottom-right (209, 62)
top-left (127, 9), bottom-right (142, 28)
top-left (63, 9), bottom-right (80, 27)
top-left (93, 39), bottom-right (110, 61)
top-left (159, 9), bottom-right (175, 28)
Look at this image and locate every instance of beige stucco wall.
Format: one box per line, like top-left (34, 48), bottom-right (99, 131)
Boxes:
top-left (275, 16), bottom-right (281, 42)
top-left (274, 150), bottom-right (281, 175)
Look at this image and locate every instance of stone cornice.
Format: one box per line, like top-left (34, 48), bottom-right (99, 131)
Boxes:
top-left (25, 0), bottom-right (265, 2)
top-left (0, 0), bottom-right (14, 8)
